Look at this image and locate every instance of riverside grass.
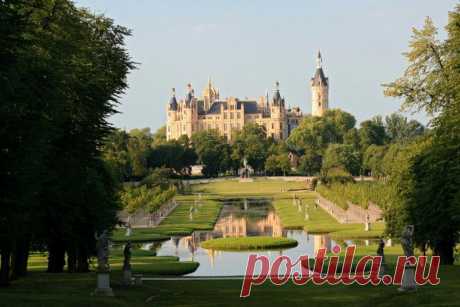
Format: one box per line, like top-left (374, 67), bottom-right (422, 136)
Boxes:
top-left (201, 236), bottom-right (298, 251)
top-left (27, 251), bottom-right (199, 276)
top-left (272, 192), bottom-right (385, 239)
top-left (113, 200), bottom-right (223, 241)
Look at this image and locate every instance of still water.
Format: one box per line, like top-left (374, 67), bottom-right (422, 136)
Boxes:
top-left (141, 198), bottom-right (362, 276)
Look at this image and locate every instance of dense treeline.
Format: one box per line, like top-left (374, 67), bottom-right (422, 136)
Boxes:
top-left (0, 1), bottom-right (133, 285)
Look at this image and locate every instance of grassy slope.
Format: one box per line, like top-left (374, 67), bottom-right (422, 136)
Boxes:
top-left (201, 236), bottom-right (298, 251)
top-left (273, 191), bottom-right (385, 239)
top-left (154, 200), bottom-right (222, 235)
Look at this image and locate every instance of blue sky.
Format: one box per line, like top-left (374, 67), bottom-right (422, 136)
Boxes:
top-left (76, 0), bottom-right (458, 131)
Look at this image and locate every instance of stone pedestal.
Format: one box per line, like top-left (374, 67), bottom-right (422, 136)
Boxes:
top-left (122, 269), bottom-right (132, 286)
top-left (94, 273), bottom-right (114, 296)
top-left (398, 265), bottom-right (417, 292)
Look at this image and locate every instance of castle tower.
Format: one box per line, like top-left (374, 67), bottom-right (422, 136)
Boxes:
top-left (310, 51), bottom-right (329, 117)
top-left (202, 76), bottom-right (219, 111)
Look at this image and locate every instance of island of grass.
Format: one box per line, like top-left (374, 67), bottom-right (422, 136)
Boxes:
top-left (201, 236), bottom-right (298, 251)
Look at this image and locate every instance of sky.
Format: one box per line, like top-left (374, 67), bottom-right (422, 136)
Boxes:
top-left (75, 0), bottom-right (458, 131)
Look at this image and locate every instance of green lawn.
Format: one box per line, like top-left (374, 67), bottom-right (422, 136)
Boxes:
top-left (112, 228), bottom-right (170, 243)
top-left (190, 178), bottom-right (309, 197)
top-left (201, 236), bottom-right (298, 251)
top-left (154, 200), bottom-right (222, 235)
top-left (27, 250), bottom-right (199, 276)
top-left (273, 192), bottom-right (385, 239)
top-left (1, 266), bottom-right (459, 307)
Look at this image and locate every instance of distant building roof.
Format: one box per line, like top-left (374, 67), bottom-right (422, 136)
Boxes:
top-left (240, 100), bottom-right (259, 114)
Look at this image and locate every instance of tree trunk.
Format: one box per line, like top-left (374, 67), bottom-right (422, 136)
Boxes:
top-left (47, 241), bottom-right (66, 273)
top-left (11, 237), bottom-right (30, 279)
top-left (434, 241), bottom-right (455, 265)
top-left (67, 246), bottom-right (76, 273)
top-left (76, 248), bottom-right (89, 273)
top-left (0, 247), bottom-right (11, 287)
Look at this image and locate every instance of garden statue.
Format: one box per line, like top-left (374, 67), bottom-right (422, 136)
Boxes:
top-left (95, 230), bottom-right (110, 273)
top-left (377, 238), bottom-right (386, 277)
top-left (123, 241), bottom-right (132, 271)
top-left (125, 222), bottom-right (132, 237)
top-left (94, 230), bottom-right (113, 296)
top-left (401, 225), bottom-right (415, 257)
top-left (122, 241), bottom-right (132, 286)
top-left (399, 225), bottom-right (416, 292)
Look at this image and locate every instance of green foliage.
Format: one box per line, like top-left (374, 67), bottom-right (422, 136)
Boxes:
top-left (383, 8), bottom-right (460, 264)
top-left (363, 145), bottom-right (387, 177)
top-left (191, 130), bottom-right (230, 177)
top-left (232, 123), bottom-right (270, 172)
top-left (264, 154), bottom-right (291, 175)
top-left (297, 150), bottom-right (322, 175)
top-left (0, 0), bottom-right (135, 280)
top-left (119, 184), bottom-right (176, 214)
top-left (359, 116), bottom-right (386, 149)
top-left (322, 144), bottom-right (361, 176)
top-left (316, 181), bottom-right (390, 210)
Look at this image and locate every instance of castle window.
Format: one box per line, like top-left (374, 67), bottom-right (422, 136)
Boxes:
top-left (237, 113), bottom-right (240, 119)
top-left (271, 123), bottom-right (274, 129)
top-left (230, 113), bottom-right (234, 119)
top-left (224, 113), bottom-right (227, 119)
top-left (224, 124), bottom-right (227, 130)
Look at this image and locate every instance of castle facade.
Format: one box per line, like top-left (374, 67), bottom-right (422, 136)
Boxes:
top-left (166, 52), bottom-right (329, 141)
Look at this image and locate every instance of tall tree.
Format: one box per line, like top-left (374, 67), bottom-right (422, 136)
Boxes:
top-left (0, 0), bottom-right (133, 283)
top-left (384, 12), bottom-right (460, 264)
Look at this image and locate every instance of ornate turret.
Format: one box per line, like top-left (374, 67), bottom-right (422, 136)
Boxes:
top-left (310, 51), bottom-right (329, 116)
top-left (169, 87), bottom-right (178, 111)
top-left (272, 81), bottom-right (283, 106)
top-left (202, 76), bottom-right (219, 111)
top-left (185, 83), bottom-right (194, 107)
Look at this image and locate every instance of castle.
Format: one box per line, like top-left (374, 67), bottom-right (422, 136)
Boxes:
top-left (166, 52), bottom-right (329, 141)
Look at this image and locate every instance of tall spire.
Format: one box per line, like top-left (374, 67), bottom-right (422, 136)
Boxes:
top-left (316, 50), bottom-right (322, 68)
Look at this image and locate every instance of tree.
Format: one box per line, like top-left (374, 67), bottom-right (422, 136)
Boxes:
top-left (152, 126), bottom-right (167, 147)
top-left (384, 113), bottom-right (425, 144)
top-left (265, 154), bottom-right (291, 176)
top-left (383, 11), bottom-right (460, 264)
top-left (322, 144), bottom-right (361, 176)
top-left (231, 124), bottom-right (269, 173)
top-left (359, 117), bottom-right (386, 149)
top-left (298, 151), bottom-right (322, 176)
top-left (192, 130), bottom-right (229, 177)
top-left (287, 109), bottom-right (356, 153)
top-left (362, 145), bottom-right (387, 177)
top-left (0, 0), bottom-right (133, 284)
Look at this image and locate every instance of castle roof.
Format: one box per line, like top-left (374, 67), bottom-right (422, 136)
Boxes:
top-left (311, 67), bottom-right (328, 86)
top-left (311, 51), bottom-right (328, 86)
top-left (169, 88), bottom-right (178, 110)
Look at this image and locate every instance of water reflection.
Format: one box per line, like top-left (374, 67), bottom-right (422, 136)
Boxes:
top-left (140, 199), bottom-right (332, 276)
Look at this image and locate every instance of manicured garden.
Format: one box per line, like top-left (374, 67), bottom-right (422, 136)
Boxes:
top-left (201, 236), bottom-right (298, 251)
top-left (273, 194), bottom-right (385, 239)
top-left (190, 178), bottom-right (309, 198)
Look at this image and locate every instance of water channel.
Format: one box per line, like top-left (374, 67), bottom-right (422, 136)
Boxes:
top-left (135, 198), bottom-right (377, 276)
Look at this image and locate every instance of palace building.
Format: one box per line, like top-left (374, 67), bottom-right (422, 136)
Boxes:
top-left (166, 52), bottom-right (329, 141)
